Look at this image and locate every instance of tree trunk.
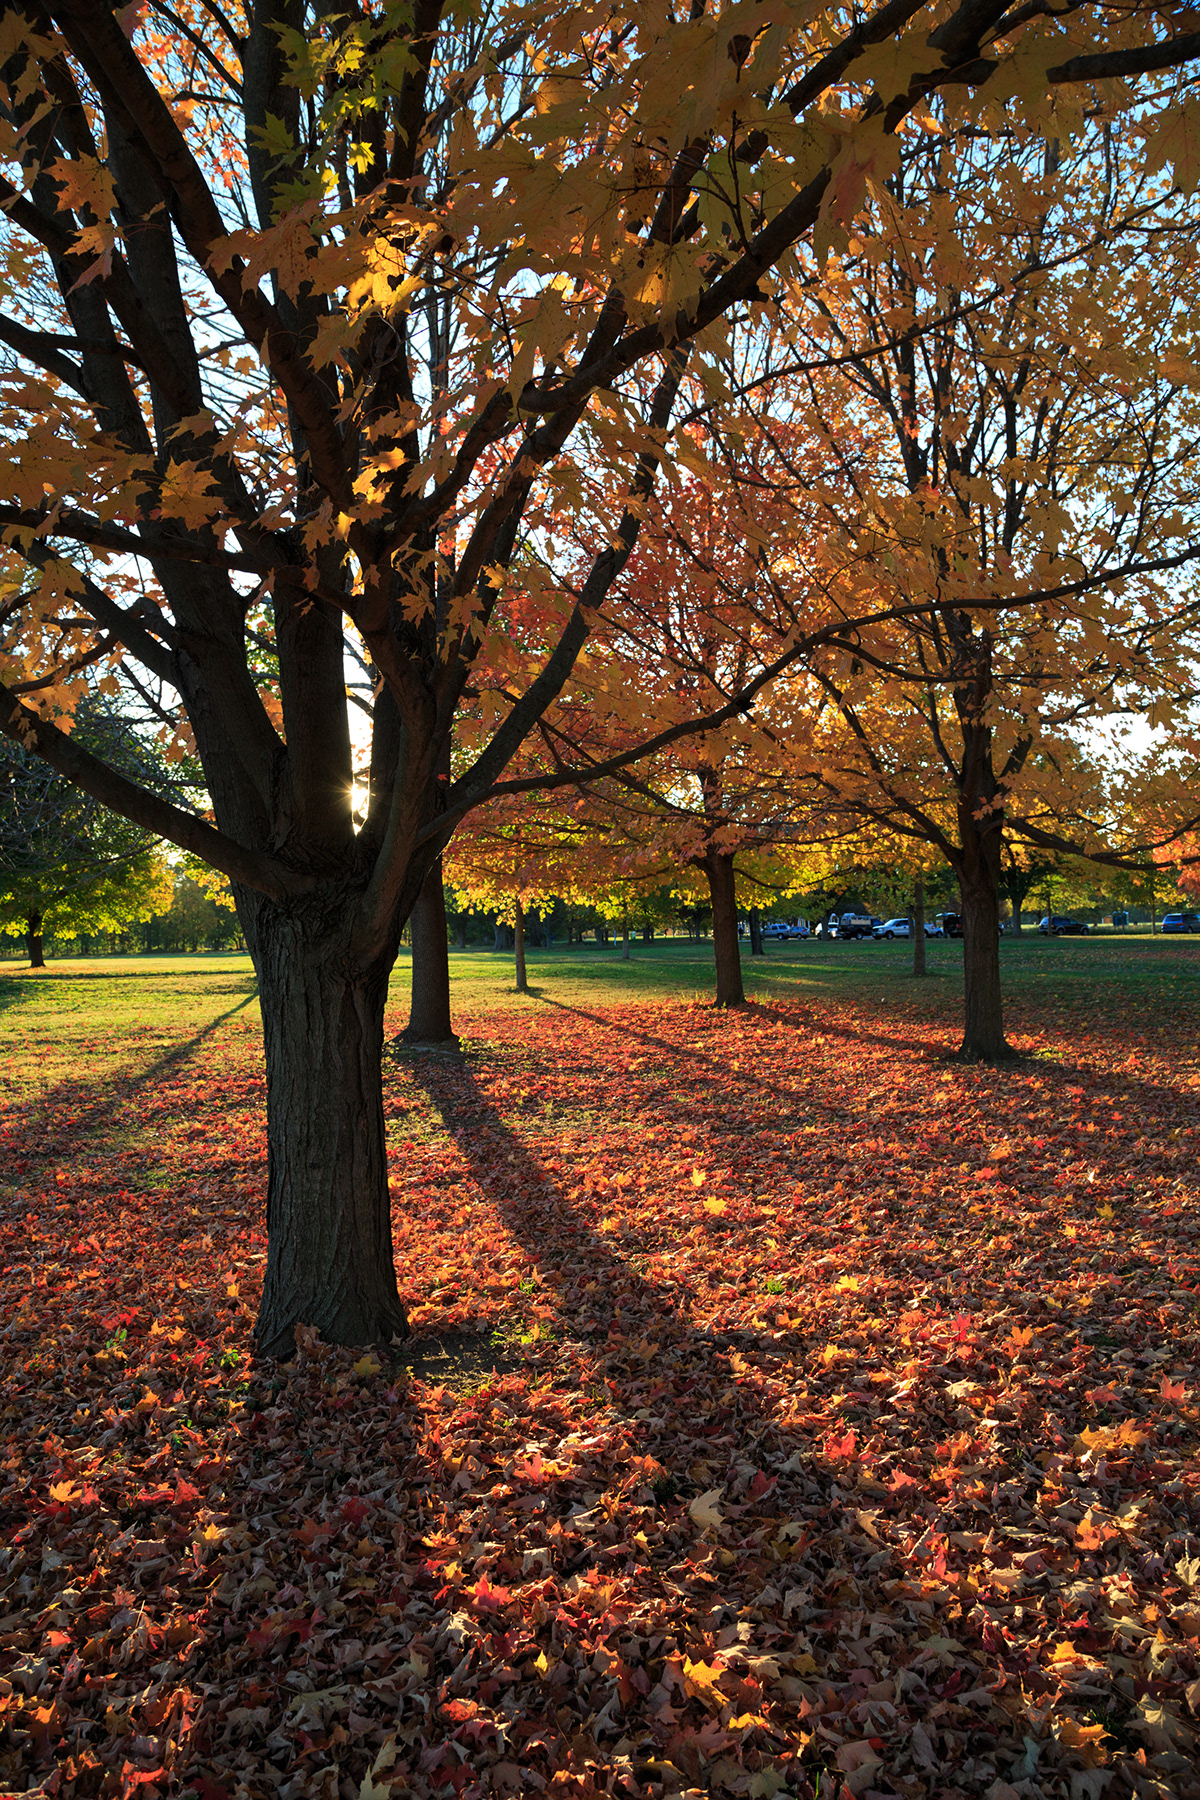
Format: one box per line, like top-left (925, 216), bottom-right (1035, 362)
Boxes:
top-left (704, 852), bottom-right (745, 1007)
top-left (621, 915), bottom-right (631, 960)
top-left (455, 916), bottom-right (467, 949)
top-left (247, 903), bottom-right (409, 1360)
top-left (514, 899), bottom-right (528, 991)
top-left (912, 875), bottom-right (926, 977)
top-left (401, 859), bottom-right (457, 1047)
top-left (26, 912), bottom-right (44, 969)
top-left (958, 824), bottom-right (1012, 1060)
top-left (749, 905), bottom-right (764, 956)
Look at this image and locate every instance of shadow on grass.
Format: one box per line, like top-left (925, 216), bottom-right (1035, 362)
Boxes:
top-left (0, 973), bottom-right (39, 1018)
top-left (2, 983), bottom-right (260, 1182)
top-left (402, 1049), bottom-right (795, 1465)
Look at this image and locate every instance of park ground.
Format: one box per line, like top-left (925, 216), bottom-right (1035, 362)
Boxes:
top-left (1, 935), bottom-right (1199, 1800)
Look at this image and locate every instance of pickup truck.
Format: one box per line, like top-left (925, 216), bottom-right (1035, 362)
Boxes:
top-left (837, 913), bottom-right (877, 940)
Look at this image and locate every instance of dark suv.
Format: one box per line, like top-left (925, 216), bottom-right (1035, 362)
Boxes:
top-left (1162, 912), bottom-right (1200, 934)
top-left (1038, 915), bottom-right (1089, 935)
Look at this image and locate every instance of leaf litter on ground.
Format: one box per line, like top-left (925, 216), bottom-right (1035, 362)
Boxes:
top-left (1, 983), bottom-right (1199, 1800)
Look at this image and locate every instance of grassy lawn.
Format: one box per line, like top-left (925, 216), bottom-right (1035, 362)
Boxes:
top-left (1, 939), bottom-right (1198, 1799)
top-left (3, 923), bottom-right (1198, 1063)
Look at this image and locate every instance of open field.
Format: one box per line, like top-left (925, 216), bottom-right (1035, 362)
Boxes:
top-left (1, 943), bottom-right (1199, 1800)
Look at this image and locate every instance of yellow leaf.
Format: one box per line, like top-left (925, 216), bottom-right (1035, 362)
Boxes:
top-left (358, 1735), bottom-right (398, 1800)
top-left (157, 459), bottom-right (221, 530)
top-left (682, 1655), bottom-right (727, 1710)
top-left (853, 32), bottom-right (941, 103)
top-left (834, 1274), bottom-right (860, 1293)
top-left (691, 1168), bottom-right (706, 1187)
top-left (703, 1196), bottom-right (727, 1216)
top-left (1073, 1419), bottom-right (1147, 1456)
top-left (1144, 100), bottom-right (1200, 194)
top-left (688, 1487), bottom-right (725, 1531)
top-left (354, 1353), bottom-right (382, 1378)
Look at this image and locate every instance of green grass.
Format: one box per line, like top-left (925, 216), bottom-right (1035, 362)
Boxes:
top-left (2, 929), bottom-right (1198, 1114)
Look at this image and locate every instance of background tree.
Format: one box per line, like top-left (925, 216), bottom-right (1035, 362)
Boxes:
top-left (749, 128), bottom-right (1200, 1055)
top-left (1000, 843), bottom-right (1066, 934)
top-left (0, 696), bottom-right (173, 964)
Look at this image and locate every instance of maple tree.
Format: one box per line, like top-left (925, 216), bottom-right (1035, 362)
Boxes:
top-left (4, 5), bottom-right (1200, 1349)
top-left (562, 460), bottom-right (824, 1009)
top-left (735, 127), bottom-right (1200, 1056)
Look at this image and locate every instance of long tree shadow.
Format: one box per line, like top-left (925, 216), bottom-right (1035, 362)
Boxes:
top-left (2, 984), bottom-right (261, 1182)
top-left (407, 1049), bottom-right (690, 1343)
top-left (532, 990), bottom-right (1200, 1135)
top-left (492, 992), bottom-right (1198, 1252)
top-left (402, 1051), bottom-right (800, 1462)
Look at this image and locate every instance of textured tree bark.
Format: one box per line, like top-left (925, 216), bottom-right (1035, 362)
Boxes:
top-left (704, 851), bottom-right (745, 1007)
top-left (912, 876), bottom-right (927, 977)
top-left (749, 905), bottom-right (764, 956)
top-left (402, 860), bottom-right (457, 1047)
top-left (25, 912), bottom-right (45, 969)
top-left (958, 818), bottom-right (1012, 1059)
top-left (514, 899), bottom-right (528, 991)
top-left (246, 899), bottom-right (409, 1359)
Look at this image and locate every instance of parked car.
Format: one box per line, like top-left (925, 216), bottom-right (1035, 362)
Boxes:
top-left (1162, 911), bottom-right (1200, 934)
top-left (838, 914), bottom-right (876, 940)
top-left (936, 912), bottom-right (963, 937)
top-left (873, 918), bottom-right (945, 938)
top-left (1038, 915), bottom-right (1089, 935)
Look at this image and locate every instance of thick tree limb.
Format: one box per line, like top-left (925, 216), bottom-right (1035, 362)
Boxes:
top-left (0, 680), bottom-right (304, 900)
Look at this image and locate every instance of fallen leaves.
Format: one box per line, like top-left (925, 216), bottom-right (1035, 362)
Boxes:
top-left (1, 974), bottom-right (1199, 1799)
top-left (687, 1488), bottom-right (726, 1531)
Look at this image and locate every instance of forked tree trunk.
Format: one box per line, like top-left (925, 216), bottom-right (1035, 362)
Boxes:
top-left (514, 900), bottom-right (528, 991)
top-left (749, 905), bottom-right (764, 956)
top-left (26, 911), bottom-right (45, 969)
top-left (958, 821), bottom-right (1012, 1060)
top-left (402, 860), bottom-right (457, 1047)
top-left (704, 851), bottom-right (745, 1007)
top-left (246, 901), bottom-right (409, 1359)
top-left (912, 876), bottom-right (926, 977)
